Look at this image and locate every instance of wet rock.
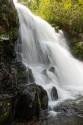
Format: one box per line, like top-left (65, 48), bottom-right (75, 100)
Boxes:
top-left (16, 62), bottom-right (28, 85)
top-left (54, 97), bottom-right (83, 116)
top-left (0, 0), bottom-right (48, 125)
top-left (0, 63), bottom-right (18, 94)
top-left (13, 98), bottom-right (83, 125)
top-left (42, 69), bottom-right (47, 75)
top-left (16, 62), bottom-right (35, 85)
top-left (51, 87), bottom-right (58, 101)
top-left (41, 69), bottom-right (50, 81)
top-left (15, 84), bottom-right (48, 121)
top-left (0, 61), bottom-right (35, 93)
top-left (28, 68), bottom-right (35, 83)
top-left (0, 94), bottom-right (15, 125)
top-left (35, 84), bottom-right (48, 110)
top-left (49, 66), bottom-right (55, 73)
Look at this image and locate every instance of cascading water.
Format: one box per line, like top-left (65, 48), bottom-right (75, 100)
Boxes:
top-left (13, 0), bottom-right (83, 112)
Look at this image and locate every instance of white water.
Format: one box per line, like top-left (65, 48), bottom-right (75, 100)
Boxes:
top-left (13, 0), bottom-right (83, 111)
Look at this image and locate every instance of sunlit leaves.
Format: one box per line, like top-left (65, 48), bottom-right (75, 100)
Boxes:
top-left (78, 0), bottom-right (83, 5)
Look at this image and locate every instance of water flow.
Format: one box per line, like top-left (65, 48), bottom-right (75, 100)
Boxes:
top-left (14, 1), bottom-right (83, 110)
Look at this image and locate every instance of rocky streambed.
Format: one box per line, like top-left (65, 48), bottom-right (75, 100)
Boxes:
top-left (15, 97), bottom-right (83, 125)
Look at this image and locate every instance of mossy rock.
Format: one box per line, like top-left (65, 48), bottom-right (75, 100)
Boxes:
top-left (0, 96), bottom-right (14, 125)
top-left (0, 0), bottom-right (18, 62)
top-left (15, 84), bottom-right (48, 121)
top-left (16, 63), bottom-right (35, 85)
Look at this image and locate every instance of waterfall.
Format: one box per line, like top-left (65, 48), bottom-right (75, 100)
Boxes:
top-left (13, 1), bottom-right (83, 110)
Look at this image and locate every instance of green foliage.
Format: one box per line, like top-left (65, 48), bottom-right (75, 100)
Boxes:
top-left (49, 2), bottom-right (83, 36)
top-left (19, 0), bottom-right (83, 36)
top-left (71, 39), bottom-right (83, 60)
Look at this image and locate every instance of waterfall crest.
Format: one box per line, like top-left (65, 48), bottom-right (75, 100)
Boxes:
top-left (14, 1), bottom-right (83, 109)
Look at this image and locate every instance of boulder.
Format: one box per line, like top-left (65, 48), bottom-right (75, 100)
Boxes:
top-left (49, 66), bottom-right (55, 73)
top-left (53, 97), bottom-right (83, 116)
top-left (0, 0), bottom-right (48, 125)
top-left (16, 62), bottom-right (35, 85)
top-left (15, 84), bottom-right (48, 121)
top-left (51, 87), bottom-right (58, 101)
top-left (14, 97), bottom-right (83, 125)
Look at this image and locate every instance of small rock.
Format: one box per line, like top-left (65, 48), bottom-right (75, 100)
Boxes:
top-left (49, 67), bottom-right (55, 73)
top-left (51, 87), bottom-right (58, 101)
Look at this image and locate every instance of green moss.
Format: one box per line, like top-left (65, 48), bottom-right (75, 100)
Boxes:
top-left (0, 99), bottom-right (12, 125)
top-left (33, 92), bottom-right (41, 118)
top-left (8, 27), bottom-right (18, 42)
top-left (42, 95), bottom-right (48, 109)
top-left (72, 42), bottom-right (83, 60)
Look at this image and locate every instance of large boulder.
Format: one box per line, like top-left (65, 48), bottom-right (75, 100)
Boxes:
top-left (15, 84), bottom-right (48, 121)
top-left (14, 97), bottom-right (83, 125)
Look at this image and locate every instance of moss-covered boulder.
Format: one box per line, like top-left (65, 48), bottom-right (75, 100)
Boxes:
top-left (16, 62), bottom-right (35, 85)
top-left (15, 84), bottom-right (48, 122)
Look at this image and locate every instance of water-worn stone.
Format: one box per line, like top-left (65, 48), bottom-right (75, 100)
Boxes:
top-left (49, 66), bottom-right (55, 73)
top-left (15, 84), bottom-right (48, 122)
top-left (13, 97), bottom-right (83, 125)
top-left (16, 62), bottom-right (35, 85)
top-left (51, 87), bottom-right (58, 101)
top-left (53, 97), bottom-right (83, 116)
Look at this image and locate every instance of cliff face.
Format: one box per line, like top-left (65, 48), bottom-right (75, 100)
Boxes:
top-left (0, 0), bottom-right (18, 94)
top-left (0, 1), bottom-right (48, 125)
top-left (0, 0), bottom-right (18, 62)
top-left (0, 0), bottom-right (18, 124)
